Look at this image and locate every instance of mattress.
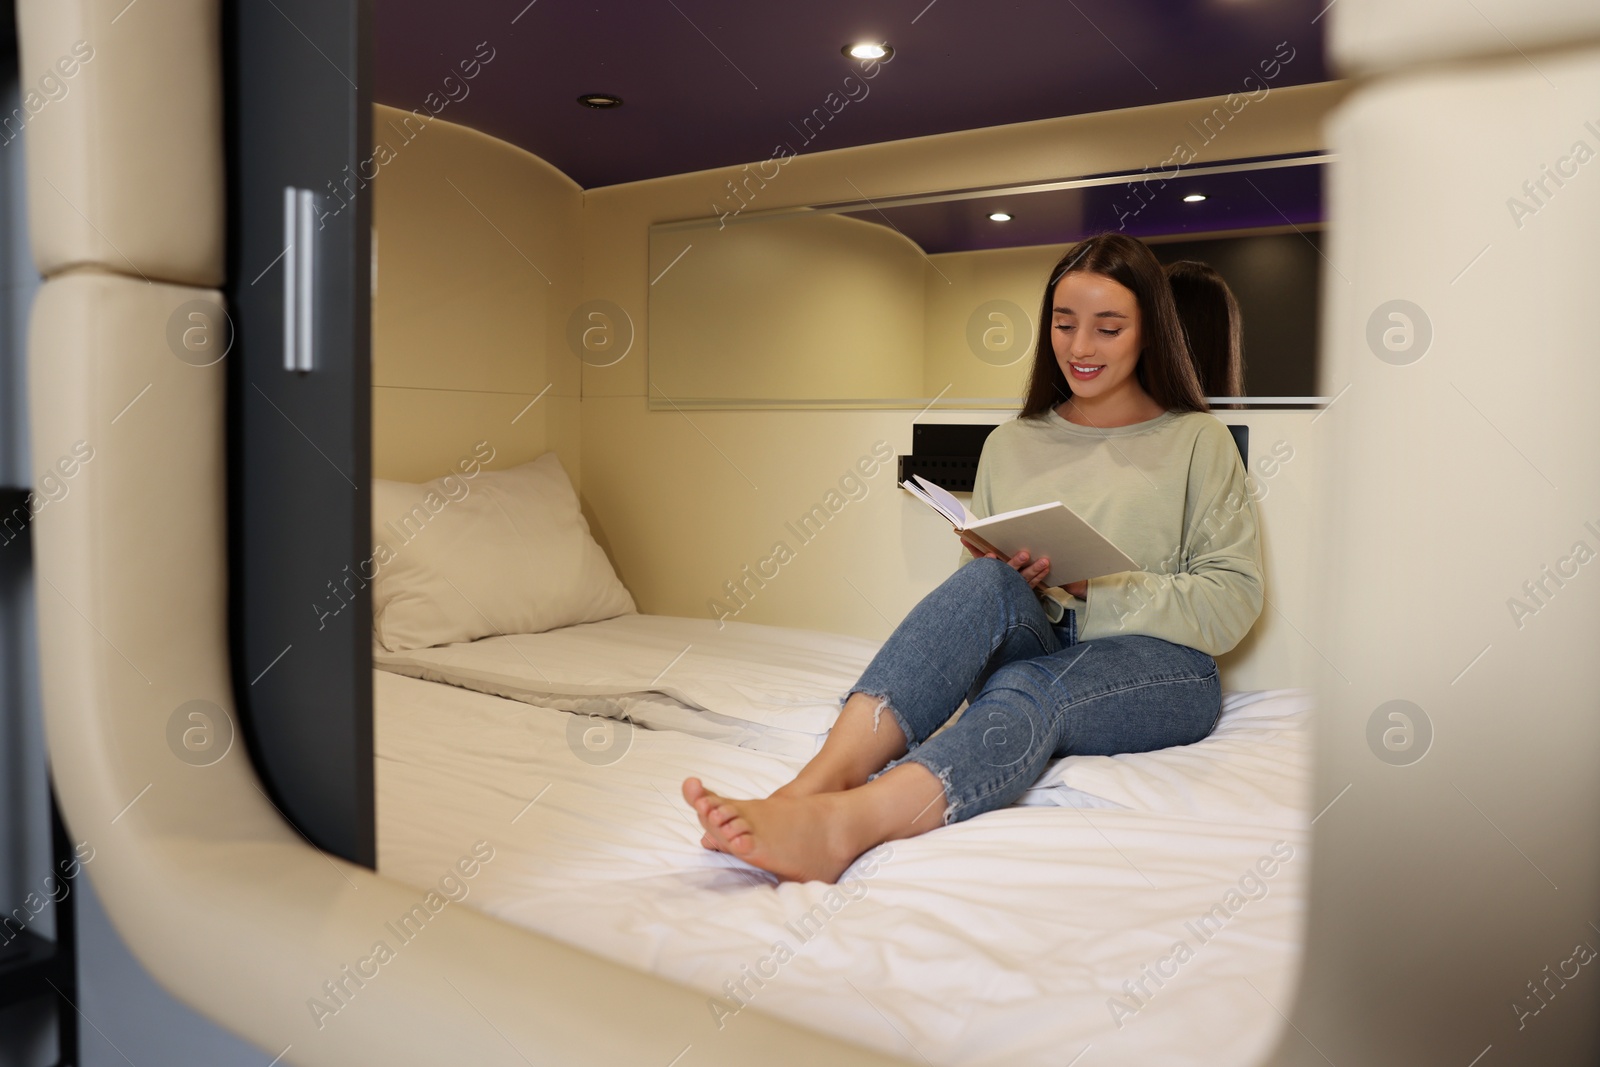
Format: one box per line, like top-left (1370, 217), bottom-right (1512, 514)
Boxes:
top-left (374, 614), bottom-right (1310, 1066)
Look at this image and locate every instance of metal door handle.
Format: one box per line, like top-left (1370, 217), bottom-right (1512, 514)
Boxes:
top-left (282, 187), bottom-right (316, 373)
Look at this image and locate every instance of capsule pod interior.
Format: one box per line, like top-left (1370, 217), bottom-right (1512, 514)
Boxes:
top-left (9, 0), bottom-right (1600, 1064)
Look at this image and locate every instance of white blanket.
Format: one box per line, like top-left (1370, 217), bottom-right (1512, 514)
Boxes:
top-left (374, 616), bottom-right (1311, 1066)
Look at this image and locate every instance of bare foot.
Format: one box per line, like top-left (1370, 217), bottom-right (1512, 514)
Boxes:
top-left (688, 692), bottom-right (907, 850)
top-left (689, 767), bottom-right (860, 851)
top-left (692, 786), bottom-right (860, 883)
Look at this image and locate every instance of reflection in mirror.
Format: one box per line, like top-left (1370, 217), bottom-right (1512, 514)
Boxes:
top-left (648, 154), bottom-right (1328, 410)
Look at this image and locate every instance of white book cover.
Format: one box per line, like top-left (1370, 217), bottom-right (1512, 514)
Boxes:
top-left (902, 474), bottom-right (1139, 588)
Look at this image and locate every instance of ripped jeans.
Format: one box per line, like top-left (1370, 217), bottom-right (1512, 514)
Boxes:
top-left (845, 557), bottom-right (1221, 824)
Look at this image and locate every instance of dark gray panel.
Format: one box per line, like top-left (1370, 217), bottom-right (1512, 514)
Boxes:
top-left (224, 0), bottom-right (374, 867)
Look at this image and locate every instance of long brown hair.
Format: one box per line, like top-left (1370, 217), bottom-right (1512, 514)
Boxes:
top-left (1020, 233), bottom-right (1208, 420)
top-left (1166, 259), bottom-right (1245, 399)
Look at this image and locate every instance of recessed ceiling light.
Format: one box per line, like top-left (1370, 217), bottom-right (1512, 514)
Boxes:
top-left (988, 212), bottom-right (1013, 222)
top-left (1182, 193), bottom-right (1207, 203)
top-left (577, 93), bottom-right (623, 109)
top-left (842, 42), bottom-right (892, 61)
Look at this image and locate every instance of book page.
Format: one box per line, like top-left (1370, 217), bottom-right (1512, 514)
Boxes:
top-left (909, 474), bottom-right (973, 527)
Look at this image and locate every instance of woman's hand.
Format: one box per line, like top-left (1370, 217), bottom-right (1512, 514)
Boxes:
top-left (961, 539), bottom-right (1051, 590)
top-left (962, 539), bottom-right (1090, 599)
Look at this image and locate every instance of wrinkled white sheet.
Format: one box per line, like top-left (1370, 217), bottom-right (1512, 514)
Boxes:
top-left (374, 617), bottom-right (1311, 1066)
top-left (373, 614), bottom-right (881, 757)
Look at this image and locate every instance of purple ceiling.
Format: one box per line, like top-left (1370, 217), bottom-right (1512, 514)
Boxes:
top-left (374, 0), bottom-right (1330, 189)
top-left (842, 157), bottom-right (1325, 254)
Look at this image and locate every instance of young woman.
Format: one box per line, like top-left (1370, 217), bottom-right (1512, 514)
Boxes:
top-left (1166, 258), bottom-right (1246, 400)
top-left (683, 232), bottom-right (1264, 884)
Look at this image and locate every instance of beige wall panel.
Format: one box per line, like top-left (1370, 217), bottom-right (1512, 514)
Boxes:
top-left (1332, 0), bottom-right (1600, 76)
top-left (1274, 47), bottom-right (1600, 1064)
top-left (921, 244), bottom-right (1062, 402)
top-left (372, 387), bottom-right (577, 484)
top-left (649, 213), bottom-right (924, 402)
top-left (1217, 409), bottom-right (1320, 693)
top-left (578, 397), bottom-right (916, 637)
top-left (16, 0), bottom-right (223, 285)
top-left (371, 104), bottom-right (583, 485)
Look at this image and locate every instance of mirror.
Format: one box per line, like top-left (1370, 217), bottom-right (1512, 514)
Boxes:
top-left (647, 154), bottom-right (1329, 410)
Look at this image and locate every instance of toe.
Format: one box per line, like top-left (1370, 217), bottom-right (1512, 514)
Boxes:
top-left (682, 777), bottom-right (705, 804)
top-left (693, 788), bottom-right (724, 820)
top-left (705, 821), bottom-right (736, 852)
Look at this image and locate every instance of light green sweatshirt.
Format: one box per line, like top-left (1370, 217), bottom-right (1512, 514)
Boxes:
top-left (956, 407), bottom-right (1264, 656)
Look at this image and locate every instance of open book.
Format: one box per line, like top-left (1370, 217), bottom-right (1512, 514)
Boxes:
top-left (902, 474), bottom-right (1138, 588)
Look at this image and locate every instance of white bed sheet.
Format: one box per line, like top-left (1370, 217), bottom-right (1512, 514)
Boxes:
top-left (375, 614), bottom-right (1310, 819)
top-left (375, 622), bottom-right (1312, 1066)
top-left (373, 614), bottom-right (882, 757)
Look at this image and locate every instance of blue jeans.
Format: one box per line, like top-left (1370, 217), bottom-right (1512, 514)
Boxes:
top-left (846, 557), bottom-right (1221, 824)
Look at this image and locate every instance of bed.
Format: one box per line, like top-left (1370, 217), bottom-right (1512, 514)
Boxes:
top-left (368, 453), bottom-right (1310, 1066)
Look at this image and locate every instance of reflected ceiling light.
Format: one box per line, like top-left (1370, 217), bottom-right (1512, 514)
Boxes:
top-left (1182, 193), bottom-right (1207, 203)
top-left (842, 42), bottom-right (892, 60)
top-left (988, 212), bottom-right (1013, 222)
top-left (577, 93), bottom-right (623, 109)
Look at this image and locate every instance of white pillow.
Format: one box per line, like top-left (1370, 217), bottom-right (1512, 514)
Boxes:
top-left (370, 452), bottom-right (635, 652)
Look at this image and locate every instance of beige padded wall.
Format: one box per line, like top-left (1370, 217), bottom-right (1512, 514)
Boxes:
top-left (1333, 0), bottom-right (1600, 75)
top-left (370, 104), bottom-right (582, 485)
top-left (1268, 42), bottom-right (1600, 1066)
top-left (16, 0), bottom-right (222, 285)
top-left (920, 244), bottom-right (1058, 402)
top-left (649, 212), bottom-right (925, 402)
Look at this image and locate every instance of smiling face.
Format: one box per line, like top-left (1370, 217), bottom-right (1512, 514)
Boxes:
top-left (1050, 270), bottom-right (1155, 417)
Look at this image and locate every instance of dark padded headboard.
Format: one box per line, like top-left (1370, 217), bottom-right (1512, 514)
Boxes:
top-left (898, 421), bottom-right (1249, 492)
